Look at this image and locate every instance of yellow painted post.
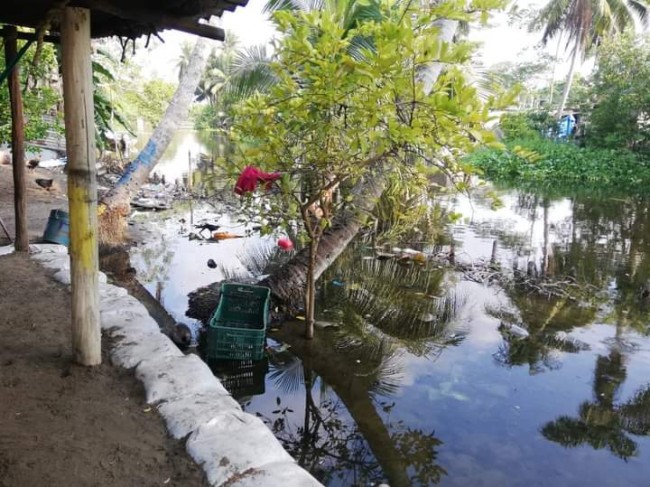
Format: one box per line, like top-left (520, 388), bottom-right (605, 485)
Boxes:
top-left (61, 7), bottom-right (101, 365)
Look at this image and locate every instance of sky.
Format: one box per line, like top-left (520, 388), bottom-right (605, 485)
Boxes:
top-left (140, 0), bottom-right (588, 85)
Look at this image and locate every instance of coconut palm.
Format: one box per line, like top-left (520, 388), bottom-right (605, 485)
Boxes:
top-left (531, 0), bottom-right (650, 118)
top-left (175, 41), bottom-right (194, 79)
top-left (196, 42), bottom-right (276, 131)
top-left (99, 36), bottom-right (210, 242)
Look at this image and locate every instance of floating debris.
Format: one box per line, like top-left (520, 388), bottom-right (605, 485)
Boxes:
top-left (314, 320), bottom-right (340, 330)
top-left (499, 322), bottom-right (530, 339)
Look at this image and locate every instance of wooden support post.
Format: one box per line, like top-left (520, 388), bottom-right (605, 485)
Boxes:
top-left (4, 26), bottom-right (29, 252)
top-left (188, 150), bottom-right (193, 192)
top-left (61, 7), bottom-right (101, 366)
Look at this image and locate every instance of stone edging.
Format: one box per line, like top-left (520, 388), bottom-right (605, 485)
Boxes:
top-left (4, 244), bottom-right (321, 487)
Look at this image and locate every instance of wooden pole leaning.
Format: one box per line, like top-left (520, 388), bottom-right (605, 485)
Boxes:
top-left (4, 26), bottom-right (29, 252)
top-left (60, 7), bottom-right (101, 365)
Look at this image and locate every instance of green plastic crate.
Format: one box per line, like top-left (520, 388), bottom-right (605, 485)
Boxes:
top-left (207, 283), bottom-right (270, 360)
top-left (209, 358), bottom-right (269, 397)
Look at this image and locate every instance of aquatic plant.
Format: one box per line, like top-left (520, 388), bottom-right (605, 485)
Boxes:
top-left (468, 139), bottom-right (650, 189)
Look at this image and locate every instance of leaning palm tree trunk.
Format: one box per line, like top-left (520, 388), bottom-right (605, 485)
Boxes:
top-left (261, 167), bottom-right (388, 304)
top-left (98, 38), bottom-right (208, 243)
top-left (555, 43), bottom-right (579, 119)
top-left (262, 18), bottom-right (461, 304)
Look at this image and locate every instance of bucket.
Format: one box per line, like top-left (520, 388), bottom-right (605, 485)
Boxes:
top-left (43, 209), bottom-right (69, 246)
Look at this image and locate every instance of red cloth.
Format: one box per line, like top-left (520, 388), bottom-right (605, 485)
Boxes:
top-left (234, 166), bottom-right (282, 195)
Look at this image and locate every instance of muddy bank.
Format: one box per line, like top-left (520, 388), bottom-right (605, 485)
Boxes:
top-left (0, 252), bottom-right (208, 487)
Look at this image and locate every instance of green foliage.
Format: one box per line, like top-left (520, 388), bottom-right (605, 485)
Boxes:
top-left (500, 111), bottom-right (555, 141)
top-left (92, 49), bottom-right (135, 147)
top-left (483, 54), bottom-right (554, 109)
top-left (372, 164), bottom-right (450, 243)
top-left (193, 43), bottom-right (275, 130)
top-left (226, 0), bottom-right (505, 324)
top-left (588, 32), bottom-right (650, 151)
top-left (468, 138), bottom-right (650, 189)
top-left (231, 2), bottom-right (502, 230)
top-left (543, 74), bottom-right (592, 112)
top-left (0, 40), bottom-right (61, 145)
top-left (530, 0), bottom-right (648, 52)
top-left (122, 79), bottom-right (176, 127)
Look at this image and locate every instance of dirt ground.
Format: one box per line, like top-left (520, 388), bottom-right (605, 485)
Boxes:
top-left (0, 166), bottom-right (208, 486)
top-left (0, 164), bottom-right (68, 245)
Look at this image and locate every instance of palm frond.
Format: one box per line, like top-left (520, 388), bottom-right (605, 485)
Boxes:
top-left (265, 0), bottom-right (324, 13)
top-left (268, 355), bottom-right (305, 394)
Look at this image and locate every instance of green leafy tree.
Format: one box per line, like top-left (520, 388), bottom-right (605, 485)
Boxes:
top-left (0, 40), bottom-right (61, 144)
top-left (123, 79), bottom-right (177, 128)
top-left (258, 0), bottom-right (509, 306)
top-left (588, 32), bottom-right (650, 150)
top-left (483, 54), bottom-right (554, 109)
top-left (231, 2), bottom-right (503, 338)
top-left (530, 0), bottom-right (649, 119)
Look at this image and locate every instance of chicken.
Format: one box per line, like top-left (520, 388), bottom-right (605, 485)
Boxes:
top-left (35, 178), bottom-right (54, 191)
top-left (27, 159), bottom-right (40, 170)
top-left (194, 223), bottom-right (220, 236)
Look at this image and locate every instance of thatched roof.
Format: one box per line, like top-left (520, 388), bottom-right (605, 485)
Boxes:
top-left (1, 0), bottom-right (248, 41)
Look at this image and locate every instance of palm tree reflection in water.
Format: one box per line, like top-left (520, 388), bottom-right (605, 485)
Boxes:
top-left (232, 243), bottom-right (462, 485)
top-left (259, 350), bottom-right (447, 486)
top-left (542, 348), bottom-right (650, 460)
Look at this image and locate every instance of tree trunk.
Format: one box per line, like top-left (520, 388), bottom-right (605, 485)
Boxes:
top-left (271, 325), bottom-right (413, 487)
top-left (304, 239), bottom-right (317, 339)
top-left (98, 37), bottom-right (208, 243)
top-left (4, 27), bottom-right (28, 251)
top-left (260, 167), bottom-right (388, 305)
top-left (548, 34), bottom-right (562, 108)
top-left (418, 18), bottom-right (459, 95)
top-left (261, 17), bottom-right (461, 306)
top-left (555, 43), bottom-right (579, 119)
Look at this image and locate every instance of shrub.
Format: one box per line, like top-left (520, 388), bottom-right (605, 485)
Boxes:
top-left (500, 111), bottom-right (556, 142)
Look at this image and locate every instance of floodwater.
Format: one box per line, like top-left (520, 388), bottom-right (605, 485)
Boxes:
top-left (129, 131), bottom-right (650, 486)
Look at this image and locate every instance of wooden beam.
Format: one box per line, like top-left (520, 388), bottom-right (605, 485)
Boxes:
top-left (2, 27), bottom-right (60, 44)
top-left (15, 30), bottom-right (60, 44)
top-left (85, 0), bottom-right (225, 41)
top-left (4, 26), bottom-right (29, 252)
top-left (61, 7), bottom-right (101, 366)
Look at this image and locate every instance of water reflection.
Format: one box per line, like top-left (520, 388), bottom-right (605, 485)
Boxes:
top-left (542, 349), bottom-right (650, 460)
top-left (129, 138), bottom-right (650, 486)
top-left (257, 343), bottom-right (447, 486)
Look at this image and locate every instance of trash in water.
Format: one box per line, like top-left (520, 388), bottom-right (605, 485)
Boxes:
top-left (499, 322), bottom-right (530, 339)
top-left (314, 320), bottom-right (339, 330)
